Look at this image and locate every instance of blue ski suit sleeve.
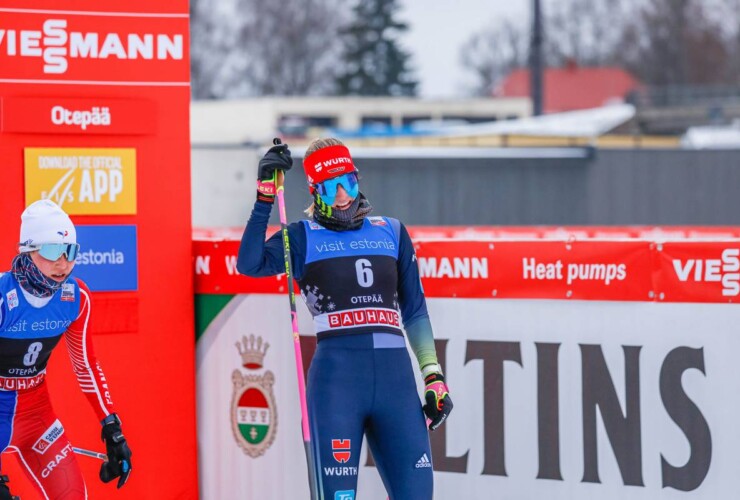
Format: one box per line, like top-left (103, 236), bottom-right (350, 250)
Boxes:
top-left (396, 222), bottom-right (439, 370)
top-left (236, 200), bottom-right (307, 279)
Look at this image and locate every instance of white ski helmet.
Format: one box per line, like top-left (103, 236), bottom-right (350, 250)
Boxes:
top-left (19, 199), bottom-right (77, 252)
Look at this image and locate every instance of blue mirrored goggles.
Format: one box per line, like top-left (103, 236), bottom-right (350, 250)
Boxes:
top-left (314, 172), bottom-right (359, 206)
top-left (28, 243), bottom-right (81, 262)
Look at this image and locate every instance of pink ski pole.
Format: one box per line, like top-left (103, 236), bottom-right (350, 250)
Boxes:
top-left (273, 138), bottom-right (321, 500)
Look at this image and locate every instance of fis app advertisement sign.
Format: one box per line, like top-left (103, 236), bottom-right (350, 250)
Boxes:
top-left (24, 147), bottom-right (137, 215)
top-left (73, 225), bottom-right (138, 292)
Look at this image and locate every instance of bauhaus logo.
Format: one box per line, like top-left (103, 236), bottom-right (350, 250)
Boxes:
top-left (672, 248), bottom-right (740, 296)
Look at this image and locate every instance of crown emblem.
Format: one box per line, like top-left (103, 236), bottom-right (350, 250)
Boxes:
top-left (236, 334), bottom-right (269, 370)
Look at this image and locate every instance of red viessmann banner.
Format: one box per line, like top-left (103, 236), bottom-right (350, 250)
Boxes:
top-left (413, 240), bottom-right (655, 301)
top-left (0, 8), bottom-right (189, 84)
top-left (194, 237), bottom-right (740, 304)
top-left (654, 241), bottom-right (740, 303)
top-left (191, 225), bottom-right (740, 241)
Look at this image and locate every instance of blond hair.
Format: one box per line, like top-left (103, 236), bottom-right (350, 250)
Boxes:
top-left (304, 137), bottom-right (346, 216)
top-left (305, 137), bottom-right (345, 158)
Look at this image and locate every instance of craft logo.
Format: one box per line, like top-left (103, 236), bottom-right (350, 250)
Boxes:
top-left (331, 439), bottom-right (351, 463)
top-left (0, 19), bottom-right (183, 75)
top-left (41, 443), bottom-right (72, 478)
top-left (672, 248), bottom-right (740, 296)
top-left (231, 335), bottom-right (277, 458)
top-left (32, 419), bottom-right (64, 455)
top-left (25, 147), bottom-right (137, 215)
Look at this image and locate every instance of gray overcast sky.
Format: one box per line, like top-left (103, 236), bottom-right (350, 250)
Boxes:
top-left (399, 0), bottom-right (530, 98)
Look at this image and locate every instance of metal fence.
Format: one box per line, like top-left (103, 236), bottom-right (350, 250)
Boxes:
top-left (276, 148), bottom-right (740, 226)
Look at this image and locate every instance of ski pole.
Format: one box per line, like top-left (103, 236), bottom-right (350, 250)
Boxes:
top-left (273, 138), bottom-right (321, 500)
top-left (73, 447), bottom-right (107, 461)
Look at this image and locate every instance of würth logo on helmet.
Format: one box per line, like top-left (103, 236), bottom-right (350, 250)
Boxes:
top-left (331, 439), bottom-right (351, 463)
top-left (303, 145), bottom-right (357, 186)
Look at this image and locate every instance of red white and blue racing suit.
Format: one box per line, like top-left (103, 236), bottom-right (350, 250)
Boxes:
top-left (0, 273), bottom-right (115, 499)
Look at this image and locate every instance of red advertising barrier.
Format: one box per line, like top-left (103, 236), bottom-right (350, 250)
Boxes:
top-left (194, 236), bottom-right (740, 304)
top-left (192, 225), bottom-right (740, 242)
top-left (413, 240), bottom-right (655, 301)
top-left (0, 2), bottom-right (196, 499)
top-left (654, 241), bottom-right (740, 303)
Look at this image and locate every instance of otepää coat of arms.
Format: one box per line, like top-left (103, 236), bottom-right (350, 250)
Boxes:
top-left (231, 334), bottom-right (277, 458)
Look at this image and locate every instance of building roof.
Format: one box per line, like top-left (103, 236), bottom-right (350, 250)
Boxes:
top-left (495, 63), bottom-right (641, 113)
top-left (433, 104), bottom-right (635, 138)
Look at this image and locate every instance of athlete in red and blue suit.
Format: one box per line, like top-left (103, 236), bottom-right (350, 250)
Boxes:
top-left (238, 139), bottom-right (453, 500)
top-left (0, 200), bottom-right (131, 500)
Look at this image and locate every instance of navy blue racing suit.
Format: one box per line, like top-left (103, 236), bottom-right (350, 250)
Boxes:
top-left (237, 200), bottom-right (438, 500)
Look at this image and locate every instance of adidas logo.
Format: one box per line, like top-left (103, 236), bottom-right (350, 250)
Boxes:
top-left (415, 453), bottom-right (432, 469)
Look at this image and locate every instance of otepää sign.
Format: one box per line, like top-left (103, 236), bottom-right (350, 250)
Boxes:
top-left (25, 148), bottom-right (137, 215)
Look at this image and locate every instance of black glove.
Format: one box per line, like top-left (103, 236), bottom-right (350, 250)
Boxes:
top-left (100, 414), bottom-right (132, 489)
top-left (256, 142), bottom-right (293, 203)
top-left (0, 475), bottom-right (19, 500)
top-left (422, 372), bottom-right (453, 431)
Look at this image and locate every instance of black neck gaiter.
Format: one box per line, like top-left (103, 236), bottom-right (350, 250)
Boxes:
top-left (312, 192), bottom-right (373, 231)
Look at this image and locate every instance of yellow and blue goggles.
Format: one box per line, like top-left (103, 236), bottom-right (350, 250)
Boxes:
top-left (27, 243), bottom-right (81, 262)
top-left (314, 172), bottom-right (359, 206)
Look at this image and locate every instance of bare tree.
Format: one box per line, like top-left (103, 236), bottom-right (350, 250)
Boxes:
top-left (711, 0), bottom-right (740, 82)
top-left (190, 0), bottom-right (346, 98)
top-left (459, 0), bottom-right (740, 95)
top-left (458, 0), bottom-right (632, 97)
top-left (191, 0), bottom-right (236, 99)
top-left (545, 0), bottom-right (633, 65)
top-left (459, 19), bottom-right (528, 96)
top-left (617, 0), bottom-right (731, 85)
